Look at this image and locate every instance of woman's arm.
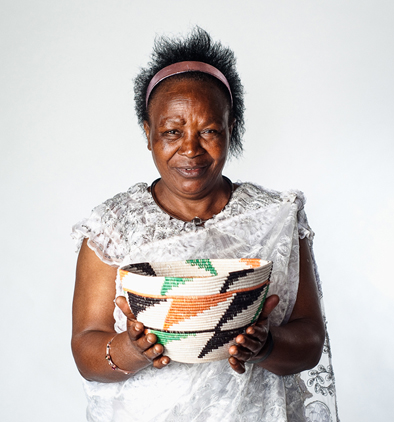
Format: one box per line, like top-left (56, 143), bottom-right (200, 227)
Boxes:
top-left (228, 237), bottom-right (325, 375)
top-left (71, 239), bottom-right (170, 383)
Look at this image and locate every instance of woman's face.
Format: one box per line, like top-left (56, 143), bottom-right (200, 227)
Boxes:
top-left (144, 78), bottom-right (233, 199)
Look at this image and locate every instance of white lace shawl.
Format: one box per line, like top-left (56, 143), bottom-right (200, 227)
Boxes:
top-left (72, 182), bottom-right (339, 422)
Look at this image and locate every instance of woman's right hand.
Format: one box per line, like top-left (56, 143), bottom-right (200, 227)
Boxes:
top-left (114, 296), bottom-right (170, 372)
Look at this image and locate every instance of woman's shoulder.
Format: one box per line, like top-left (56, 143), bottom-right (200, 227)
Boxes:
top-left (234, 181), bottom-right (313, 240)
top-left (235, 181), bottom-right (307, 209)
top-left (97, 182), bottom-right (150, 215)
top-left (71, 182), bottom-right (151, 261)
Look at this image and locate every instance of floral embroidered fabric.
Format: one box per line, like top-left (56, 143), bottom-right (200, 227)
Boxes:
top-left (72, 181), bottom-right (339, 422)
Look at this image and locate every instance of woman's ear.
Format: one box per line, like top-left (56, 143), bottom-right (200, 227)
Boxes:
top-left (143, 121), bottom-right (152, 150)
top-left (229, 117), bottom-right (236, 136)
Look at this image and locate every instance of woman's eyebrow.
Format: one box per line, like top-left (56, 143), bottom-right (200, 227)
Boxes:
top-left (159, 116), bottom-right (186, 125)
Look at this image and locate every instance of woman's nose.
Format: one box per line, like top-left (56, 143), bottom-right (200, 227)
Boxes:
top-left (178, 132), bottom-right (205, 157)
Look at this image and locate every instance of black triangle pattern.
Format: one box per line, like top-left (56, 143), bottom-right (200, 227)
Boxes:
top-left (126, 291), bottom-right (167, 319)
top-left (122, 262), bottom-right (157, 276)
top-left (219, 268), bottom-right (255, 293)
top-left (197, 284), bottom-right (268, 358)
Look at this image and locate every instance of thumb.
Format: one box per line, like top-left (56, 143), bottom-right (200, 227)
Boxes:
top-left (115, 295), bottom-right (137, 321)
top-left (259, 294), bottom-right (280, 320)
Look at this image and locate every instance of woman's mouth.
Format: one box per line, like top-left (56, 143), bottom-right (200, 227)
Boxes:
top-left (175, 166), bottom-right (208, 178)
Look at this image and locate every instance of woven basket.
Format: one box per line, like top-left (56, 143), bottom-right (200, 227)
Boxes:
top-left (119, 258), bottom-right (272, 363)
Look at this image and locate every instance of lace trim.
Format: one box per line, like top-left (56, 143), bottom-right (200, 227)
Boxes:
top-left (71, 182), bottom-right (292, 265)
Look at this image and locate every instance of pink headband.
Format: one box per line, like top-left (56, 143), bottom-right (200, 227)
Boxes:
top-left (145, 61), bottom-right (233, 108)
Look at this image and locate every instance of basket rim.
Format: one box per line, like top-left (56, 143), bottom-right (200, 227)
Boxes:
top-left (119, 259), bottom-right (272, 281)
top-left (123, 279), bottom-right (270, 299)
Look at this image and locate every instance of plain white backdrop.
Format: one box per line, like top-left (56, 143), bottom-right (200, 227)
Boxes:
top-left (1, 1), bottom-right (393, 420)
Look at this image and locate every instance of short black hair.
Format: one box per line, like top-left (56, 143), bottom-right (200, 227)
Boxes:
top-left (134, 27), bottom-right (245, 158)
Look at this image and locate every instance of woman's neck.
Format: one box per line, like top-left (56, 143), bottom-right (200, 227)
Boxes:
top-left (150, 176), bottom-right (233, 223)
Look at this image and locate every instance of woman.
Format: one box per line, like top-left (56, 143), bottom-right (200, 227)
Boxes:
top-left (72, 28), bottom-right (339, 421)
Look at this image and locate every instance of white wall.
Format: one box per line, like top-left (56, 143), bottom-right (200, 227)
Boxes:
top-left (1, 1), bottom-right (393, 420)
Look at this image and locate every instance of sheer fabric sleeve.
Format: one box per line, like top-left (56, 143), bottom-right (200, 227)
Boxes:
top-left (71, 192), bottom-right (130, 267)
top-left (293, 195), bottom-right (340, 420)
top-left (294, 191), bottom-right (315, 241)
top-left (294, 191), bottom-right (324, 300)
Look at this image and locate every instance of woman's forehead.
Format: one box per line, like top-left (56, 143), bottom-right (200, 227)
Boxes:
top-left (147, 77), bottom-right (231, 119)
top-left (149, 75), bottom-right (231, 109)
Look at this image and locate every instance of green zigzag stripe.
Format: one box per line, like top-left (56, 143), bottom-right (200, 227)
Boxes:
top-left (149, 330), bottom-right (196, 346)
top-left (160, 277), bottom-right (191, 295)
top-left (186, 259), bottom-right (218, 276)
top-left (251, 286), bottom-right (269, 323)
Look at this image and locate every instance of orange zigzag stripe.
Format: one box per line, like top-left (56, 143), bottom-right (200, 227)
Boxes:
top-left (239, 258), bottom-right (261, 268)
top-left (163, 291), bottom-right (234, 330)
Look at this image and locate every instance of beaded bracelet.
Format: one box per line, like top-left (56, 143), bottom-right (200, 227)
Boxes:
top-left (247, 330), bottom-right (274, 364)
top-left (105, 335), bottom-right (132, 375)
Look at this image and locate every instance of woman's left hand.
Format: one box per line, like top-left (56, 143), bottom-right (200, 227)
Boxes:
top-left (228, 294), bottom-right (279, 374)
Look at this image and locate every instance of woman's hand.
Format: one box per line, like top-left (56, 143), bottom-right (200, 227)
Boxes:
top-left (228, 295), bottom-right (279, 374)
top-left (114, 296), bottom-right (170, 371)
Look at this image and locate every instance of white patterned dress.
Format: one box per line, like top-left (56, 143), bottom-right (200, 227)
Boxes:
top-left (72, 181), bottom-right (339, 422)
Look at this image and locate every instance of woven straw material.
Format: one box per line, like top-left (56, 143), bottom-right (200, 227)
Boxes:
top-left (120, 259), bottom-right (272, 363)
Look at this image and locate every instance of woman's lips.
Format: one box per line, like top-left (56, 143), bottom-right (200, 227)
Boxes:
top-left (175, 166), bottom-right (208, 178)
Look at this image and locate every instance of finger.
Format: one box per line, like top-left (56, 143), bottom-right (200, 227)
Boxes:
top-left (152, 355), bottom-right (171, 369)
top-left (229, 344), bottom-right (237, 356)
top-left (123, 319), bottom-right (145, 342)
top-left (142, 343), bottom-right (164, 361)
top-left (257, 294), bottom-right (280, 321)
top-left (235, 333), bottom-right (265, 354)
top-left (132, 332), bottom-right (158, 352)
top-left (228, 344), bottom-right (253, 362)
top-left (245, 323), bottom-right (269, 341)
top-left (228, 356), bottom-right (245, 374)
top-left (116, 296), bottom-right (146, 337)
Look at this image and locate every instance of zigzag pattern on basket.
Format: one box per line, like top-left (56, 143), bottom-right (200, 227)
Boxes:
top-left (120, 259), bottom-right (272, 363)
